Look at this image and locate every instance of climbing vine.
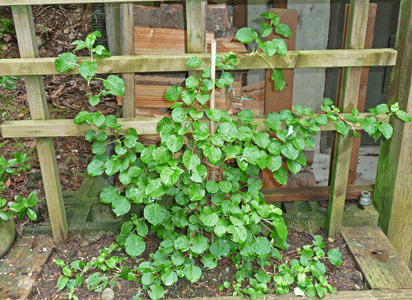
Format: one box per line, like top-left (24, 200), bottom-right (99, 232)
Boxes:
top-left (53, 12), bottom-right (410, 300)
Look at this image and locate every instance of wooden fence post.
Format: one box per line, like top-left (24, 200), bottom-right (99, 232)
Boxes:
top-left (11, 5), bottom-right (67, 244)
top-left (326, 0), bottom-right (369, 237)
top-left (374, 0), bottom-right (412, 264)
top-left (121, 3), bottom-right (135, 118)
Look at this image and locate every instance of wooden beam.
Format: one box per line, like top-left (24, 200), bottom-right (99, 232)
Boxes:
top-left (11, 5), bottom-right (67, 244)
top-left (120, 3), bottom-right (135, 118)
top-left (0, 112), bottom-right (388, 138)
top-left (327, 0), bottom-right (369, 237)
top-left (105, 3), bottom-right (121, 56)
top-left (0, 49), bottom-right (397, 76)
top-left (263, 184), bottom-right (374, 203)
top-left (374, 0), bottom-right (412, 264)
top-left (0, 0), bottom-right (173, 5)
top-left (338, 4), bottom-right (377, 185)
top-left (342, 227), bottom-right (412, 289)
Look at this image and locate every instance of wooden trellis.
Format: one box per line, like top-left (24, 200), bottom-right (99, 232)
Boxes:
top-left (0, 0), bottom-right (411, 266)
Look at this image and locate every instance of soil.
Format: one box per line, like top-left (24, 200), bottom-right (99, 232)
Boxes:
top-left (1, 4), bottom-right (368, 299)
top-left (28, 228), bottom-right (367, 300)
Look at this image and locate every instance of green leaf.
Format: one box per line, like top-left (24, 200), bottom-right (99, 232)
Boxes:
top-left (243, 145), bottom-right (260, 164)
top-left (57, 275), bottom-right (69, 291)
top-left (369, 103), bottom-right (389, 115)
top-left (275, 23), bottom-right (292, 37)
top-left (201, 254), bottom-right (218, 269)
top-left (148, 284), bottom-right (164, 300)
top-left (201, 79), bottom-right (214, 92)
top-left (183, 265), bottom-right (202, 282)
top-left (272, 215), bottom-right (288, 241)
top-left (378, 123), bottom-right (393, 139)
top-left (219, 122), bottom-right (238, 142)
top-left (210, 238), bottom-right (231, 257)
top-left (316, 285), bottom-right (327, 298)
top-left (124, 234), bottom-right (145, 258)
top-left (183, 150), bottom-right (201, 170)
top-left (267, 154), bottom-right (282, 172)
top-left (190, 235), bottom-right (209, 254)
top-left (103, 75), bottom-right (124, 96)
top-left (199, 206), bottom-right (219, 226)
top-left (335, 121), bottom-right (349, 136)
top-left (182, 89), bottom-right (196, 105)
top-left (141, 272), bottom-right (155, 285)
top-left (228, 224), bottom-right (247, 243)
top-left (253, 131), bottom-right (270, 148)
top-left (161, 269), bottom-right (178, 286)
top-left (273, 166), bottom-right (288, 185)
top-left (186, 56), bottom-right (203, 68)
top-left (205, 108), bottom-right (221, 122)
top-left (165, 85), bottom-right (182, 101)
top-left (144, 203), bottom-right (167, 225)
top-left (271, 69), bottom-right (285, 91)
top-left (272, 39), bottom-right (287, 56)
top-left (190, 164), bottom-right (208, 183)
top-left (281, 141), bottom-right (299, 160)
top-left (235, 27), bottom-right (258, 44)
top-left (360, 116), bottom-right (379, 136)
top-left (219, 181), bottom-right (232, 193)
top-left (79, 61), bottom-right (97, 81)
top-left (55, 52), bottom-right (77, 72)
top-left (260, 22), bottom-right (272, 37)
top-left (185, 76), bottom-right (199, 89)
top-left (196, 93), bottom-right (210, 105)
top-left (171, 107), bottom-right (187, 122)
top-left (395, 110), bottom-right (411, 122)
top-left (253, 236), bottom-right (271, 256)
top-left (166, 134), bottom-right (184, 153)
top-left (287, 159), bottom-right (301, 175)
top-left (112, 196), bottom-right (131, 216)
top-left (328, 248), bottom-right (342, 266)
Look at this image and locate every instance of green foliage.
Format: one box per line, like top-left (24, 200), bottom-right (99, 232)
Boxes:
top-left (0, 151), bottom-right (35, 225)
top-left (54, 25), bottom-right (411, 300)
top-left (235, 11), bottom-right (292, 91)
top-left (0, 17), bottom-right (14, 39)
top-left (0, 75), bottom-right (20, 91)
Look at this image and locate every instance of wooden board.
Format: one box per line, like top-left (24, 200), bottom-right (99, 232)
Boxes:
top-left (0, 112), bottom-right (388, 138)
top-left (341, 226), bottom-right (412, 289)
top-left (327, 0), bottom-right (369, 237)
top-left (134, 27), bottom-right (247, 55)
top-left (116, 74), bottom-right (242, 111)
top-left (0, 49), bottom-right (397, 77)
top-left (337, 4), bottom-right (377, 184)
top-left (263, 184), bottom-right (374, 203)
top-left (374, 0), bottom-right (412, 264)
top-left (134, 4), bottom-right (231, 32)
top-left (264, 8), bottom-right (297, 114)
top-left (12, 5), bottom-right (67, 244)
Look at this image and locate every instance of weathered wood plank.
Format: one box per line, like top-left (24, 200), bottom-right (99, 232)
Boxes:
top-left (327, 0), bottom-right (369, 237)
top-left (374, 0), bottom-right (412, 264)
top-left (0, 113), bottom-right (388, 138)
top-left (121, 2), bottom-right (135, 118)
top-left (1, 0), bottom-right (171, 5)
top-left (0, 49), bottom-right (397, 76)
top-left (263, 184), bottom-right (374, 203)
top-left (340, 4), bottom-right (377, 184)
top-left (105, 3), bottom-right (121, 55)
top-left (264, 8), bottom-right (297, 114)
top-left (341, 226), bottom-right (412, 289)
top-left (12, 5), bottom-right (67, 244)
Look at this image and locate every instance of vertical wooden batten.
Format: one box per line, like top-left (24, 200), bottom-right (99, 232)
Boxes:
top-left (374, 0), bottom-right (412, 264)
top-left (12, 5), bottom-right (67, 244)
top-left (121, 3), bottom-right (135, 118)
top-left (186, 0), bottom-right (206, 84)
top-left (326, 0), bottom-right (369, 237)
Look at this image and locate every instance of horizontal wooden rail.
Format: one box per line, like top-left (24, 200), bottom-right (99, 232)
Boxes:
top-left (0, 49), bottom-right (396, 77)
top-left (262, 184), bottom-right (374, 202)
top-left (0, 0), bottom-right (174, 5)
top-left (1, 113), bottom-right (387, 138)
